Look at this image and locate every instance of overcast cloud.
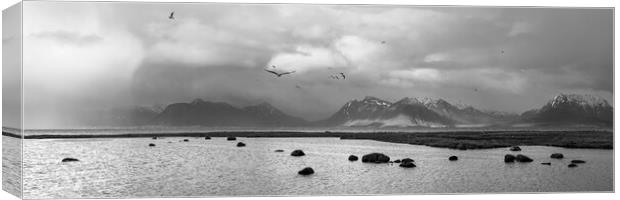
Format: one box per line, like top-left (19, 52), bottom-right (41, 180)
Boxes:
top-left (21, 2), bottom-right (613, 128)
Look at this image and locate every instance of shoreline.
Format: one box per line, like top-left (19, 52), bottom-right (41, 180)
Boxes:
top-left (3, 130), bottom-right (613, 150)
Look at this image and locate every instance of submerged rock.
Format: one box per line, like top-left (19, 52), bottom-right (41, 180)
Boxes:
top-left (274, 149), bottom-right (284, 152)
top-left (204, 136), bottom-right (211, 140)
top-left (393, 159), bottom-right (401, 163)
top-left (183, 139), bottom-right (189, 142)
top-left (152, 137), bottom-right (157, 140)
top-left (504, 154), bottom-right (516, 162)
top-left (509, 146), bottom-right (522, 151)
top-left (550, 153), bottom-right (564, 159)
top-left (236, 142), bottom-right (246, 147)
top-left (568, 163), bottom-right (578, 168)
top-left (541, 162), bottom-right (551, 165)
top-left (361, 153), bottom-right (390, 163)
top-left (348, 155), bottom-right (359, 161)
top-left (449, 156), bottom-right (458, 161)
top-left (227, 137), bottom-right (236, 141)
top-left (61, 158), bottom-right (79, 162)
top-left (291, 150), bottom-right (305, 157)
top-left (298, 167), bottom-right (314, 175)
top-left (571, 160), bottom-right (586, 164)
top-left (149, 143), bottom-right (156, 147)
top-left (399, 162), bottom-right (416, 168)
top-left (515, 154), bottom-right (533, 162)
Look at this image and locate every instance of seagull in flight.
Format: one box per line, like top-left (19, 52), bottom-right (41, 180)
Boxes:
top-left (339, 72), bottom-right (346, 79)
top-left (169, 11), bottom-right (175, 20)
top-left (264, 69), bottom-right (295, 77)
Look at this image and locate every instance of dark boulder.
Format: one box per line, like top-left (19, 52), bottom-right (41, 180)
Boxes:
top-left (348, 155), bottom-right (359, 161)
top-left (504, 154), bottom-right (516, 162)
top-left (236, 142), bottom-right (246, 147)
top-left (149, 143), bottom-right (156, 147)
top-left (400, 158), bottom-right (414, 163)
top-left (204, 136), bottom-right (211, 140)
top-left (183, 139), bottom-right (189, 142)
top-left (274, 149), bottom-right (284, 152)
top-left (152, 137), bottom-right (157, 140)
top-left (550, 153), bottom-right (564, 159)
top-left (291, 149), bottom-right (306, 157)
top-left (393, 159), bottom-right (401, 163)
top-left (509, 146), bottom-right (522, 151)
top-left (568, 163), bottom-right (578, 168)
top-left (61, 158), bottom-right (79, 162)
top-left (298, 167), bottom-right (314, 175)
top-left (227, 137), bottom-right (236, 141)
top-left (515, 154), bottom-right (533, 162)
top-left (448, 156), bottom-right (458, 161)
top-left (571, 160), bottom-right (586, 164)
top-left (361, 153), bottom-right (391, 163)
top-left (541, 162), bottom-right (551, 165)
top-left (399, 162), bottom-right (416, 168)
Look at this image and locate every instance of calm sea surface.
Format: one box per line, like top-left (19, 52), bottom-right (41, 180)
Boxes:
top-left (21, 136), bottom-right (612, 198)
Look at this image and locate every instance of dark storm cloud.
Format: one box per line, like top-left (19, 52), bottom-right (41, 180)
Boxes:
top-left (22, 2), bottom-right (613, 127)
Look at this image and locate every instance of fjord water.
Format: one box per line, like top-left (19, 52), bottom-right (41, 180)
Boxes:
top-left (22, 137), bottom-right (611, 198)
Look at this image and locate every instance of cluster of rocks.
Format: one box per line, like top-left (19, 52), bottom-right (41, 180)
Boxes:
top-left (505, 148), bottom-right (586, 168)
top-left (504, 154), bottom-right (533, 163)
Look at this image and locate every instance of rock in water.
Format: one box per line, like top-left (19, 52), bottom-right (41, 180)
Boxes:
top-left (61, 158), bottom-right (79, 162)
top-left (449, 156), bottom-right (458, 161)
top-left (394, 159), bottom-right (401, 163)
top-left (541, 162), bottom-right (551, 165)
top-left (504, 154), bottom-right (516, 162)
top-left (274, 149), bottom-right (284, 152)
top-left (204, 136), bottom-right (211, 140)
top-left (550, 153), bottom-right (564, 159)
top-left (348, 155), bottom-right (359, 161)
top-left (361, 153), bottom-right (391, 163)
top-left (401, 158), bottom-right (414, 163)
top-left (568, 163), bottom-right (578, 168)
top-left (183, 139), bottom-right (189, 142)
top-left (149, 143), bottom-right (156, 147)
top-left (291, 150), bottom-right (305, 157)
top-left (509, 146), bottom-right (522, 151)
top-left (227, 137), bottom-right (236, 141)
top-left (571, 160), bottom-right (586, 164)
top-left (236, 142), bottom-right (246, 147)
top-left (399, 162), bottom-right (416, 168)
top-left (152, 137), bottom-right (157, 140)
top-left (515, 154), bottom-right (533, 162)
top-left (298, 167), bottom-right (314, 175)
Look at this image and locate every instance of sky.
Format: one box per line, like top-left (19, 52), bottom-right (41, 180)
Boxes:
top-left (18, 1), bottom-right (613, 128)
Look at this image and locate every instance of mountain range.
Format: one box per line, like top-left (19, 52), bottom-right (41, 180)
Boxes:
top-left (111, 94), bottom-right (613, 128)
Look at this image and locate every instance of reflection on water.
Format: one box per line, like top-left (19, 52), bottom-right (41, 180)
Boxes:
top-left (23, 137), bottom-right (612, 199)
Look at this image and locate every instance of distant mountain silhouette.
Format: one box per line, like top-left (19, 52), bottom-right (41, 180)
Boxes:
top-left (153, 99), bottom-right (306, 126)
top-left (518, 94), bottom-right (613, 127)
top-left (100, 93), bottom-right (611, 128)
top-left (317, 96), bottom-right (517, 128)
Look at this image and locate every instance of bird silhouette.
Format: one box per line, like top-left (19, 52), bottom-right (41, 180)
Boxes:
top-left (339, 72), bottom-right (346, 79)
top-left (295, 85), bottom-right (301, 89)
top-left (264, 69), bottom-right (295, 77)
top-left (381, 41), bottom-right (386, 44)
top-left (169, 11), bottom-right (175, 20)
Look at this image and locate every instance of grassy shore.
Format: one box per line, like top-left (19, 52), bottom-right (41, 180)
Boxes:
top-left (3, 130), bottom-right (612, 150)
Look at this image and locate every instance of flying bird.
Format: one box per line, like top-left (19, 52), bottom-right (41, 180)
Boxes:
top-left (295, 85), bottom-right (301, 89)
top-left (339, 72), bottom-right (346, 79)
top-left (169, 11), bottom-right (175, 20)
top-left (381, 41), bottom-right (386, 44)
top-left (330, 75), bottom-right (339, 79)
top-left (264, 69), bottom-right (295, 77)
